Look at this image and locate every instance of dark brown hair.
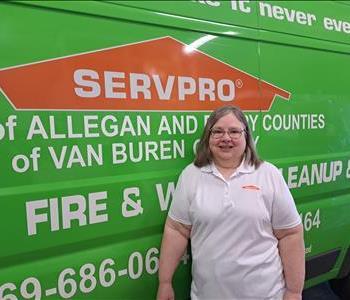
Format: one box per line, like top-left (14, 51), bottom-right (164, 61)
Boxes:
top-left (194, 105), bottom-right (262, 169)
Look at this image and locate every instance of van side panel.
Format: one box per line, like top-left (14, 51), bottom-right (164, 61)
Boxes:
top-left (1, 1), bottom-right (350, 299)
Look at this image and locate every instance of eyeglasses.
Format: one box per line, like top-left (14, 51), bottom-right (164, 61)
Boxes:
top-left (210, 128), bottom-right (245, 139)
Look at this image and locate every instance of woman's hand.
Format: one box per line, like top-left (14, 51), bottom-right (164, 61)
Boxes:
top-left (283, 289), bottom-right (302, 300)
top-left (157, 282), bottom-right (175, 300)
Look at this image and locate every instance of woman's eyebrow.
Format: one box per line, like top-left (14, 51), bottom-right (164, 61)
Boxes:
top-left (222, 127), bottom-right (243, 131)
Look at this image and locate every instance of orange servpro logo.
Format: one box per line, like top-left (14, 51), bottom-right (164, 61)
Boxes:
top-left (0, 36), bottom-right (290, 111)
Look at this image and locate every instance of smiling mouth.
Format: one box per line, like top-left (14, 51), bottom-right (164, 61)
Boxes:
top-left (218, 145), bottom-right (234, 150)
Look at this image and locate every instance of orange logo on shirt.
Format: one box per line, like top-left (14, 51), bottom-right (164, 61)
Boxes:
top-left (0, 36), bottom-right (290, 111)
top-left (242, 185), bottom-right (260, 190)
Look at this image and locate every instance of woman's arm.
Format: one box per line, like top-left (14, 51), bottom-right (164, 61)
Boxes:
top-left (274, 224), bottom-right (305, 300)
top-left (157, 217), bottom-right (191, 300)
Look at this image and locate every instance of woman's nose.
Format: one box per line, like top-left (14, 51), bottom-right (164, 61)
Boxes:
top-left (221, 132), bottom-right (232, 140)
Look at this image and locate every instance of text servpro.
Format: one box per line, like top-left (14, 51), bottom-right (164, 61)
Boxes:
top-left (74, 69), bottom-right (236, 101)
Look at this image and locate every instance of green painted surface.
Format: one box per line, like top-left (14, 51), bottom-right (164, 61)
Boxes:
top-left (1, 1), bottom-right (350, 299)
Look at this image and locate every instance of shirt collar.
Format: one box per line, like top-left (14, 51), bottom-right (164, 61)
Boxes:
top-left (200, 157), bottom-right (255, 175)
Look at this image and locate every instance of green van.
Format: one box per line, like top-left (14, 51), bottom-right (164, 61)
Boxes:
top-left (1, 1), bottom-right (350, 299)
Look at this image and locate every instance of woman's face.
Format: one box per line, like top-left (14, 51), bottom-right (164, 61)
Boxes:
top-left (209, 113), bottom-right (246, 166)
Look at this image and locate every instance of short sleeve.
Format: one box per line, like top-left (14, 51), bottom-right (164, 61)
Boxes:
top-left (168, 166), bottom-right (193, 226)
top-left (271, 166), bottom-right (301, 229)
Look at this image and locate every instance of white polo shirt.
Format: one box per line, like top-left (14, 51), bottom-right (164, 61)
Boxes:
top-left (168, 160), bottom-right (301, 300)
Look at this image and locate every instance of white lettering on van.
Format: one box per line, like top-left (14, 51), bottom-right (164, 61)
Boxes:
top-left (246, 114), bottom-right (258, 131)
top-left (122, 187), bottom-right (143, 218)
top-left (112, 140), bottom-right (185, 165)
top-left (157, 115), bottom-right (198, 135)
top-left (27, 116), bottom-right (48, 139)
top-left (178, 76), bottom-right (196, 100)
top-left (217, 79), bottom-right (235, 101)
top-left (152, 74), bottom-right (175, 100)
top-left (48, 144), bottom-right (103, 169)
top-left (253, 135), bottom-right (260, 146)
top-left (26, 191), bottom-right (108, 236)
top-left (230, 0), bottom-right (251, 14)
top-left (74, 69), bottom-right (101, 98)
top-left (300, 209), bottom-right (321, 232)
top-left (156, 182), bottom-right (175, 211)
top-left (26, 115), bottom-right (150, 140)
top-left (104, 71), bottom-right (126, 99)
top-left (194, 0), bottom-right (220, 7)
top-left (130, 73), bottom-right (151, 99)
top-left (199, 78), bottom-right (215, 101)
top-left (323, 17), bottom-right (350, 34)
top-left (259, 2), bottom-right (316, 26)
top-left (73, 69), bottom-right (236, 102)
top-left (0, 115), bottom-right (17, 141)
top-left (287, 161), bottom-right (342, 189)
top-left (262, 113), bottom-right (325, 131)
top-left (12, 147), bottom-right (41, 173)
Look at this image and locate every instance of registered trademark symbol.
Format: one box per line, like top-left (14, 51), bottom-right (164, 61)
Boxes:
top-left (236, 79), bottom-right (243, 88)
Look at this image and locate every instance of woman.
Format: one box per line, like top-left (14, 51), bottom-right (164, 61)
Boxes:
top-left (157, 106), bottom-right (305, 300)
